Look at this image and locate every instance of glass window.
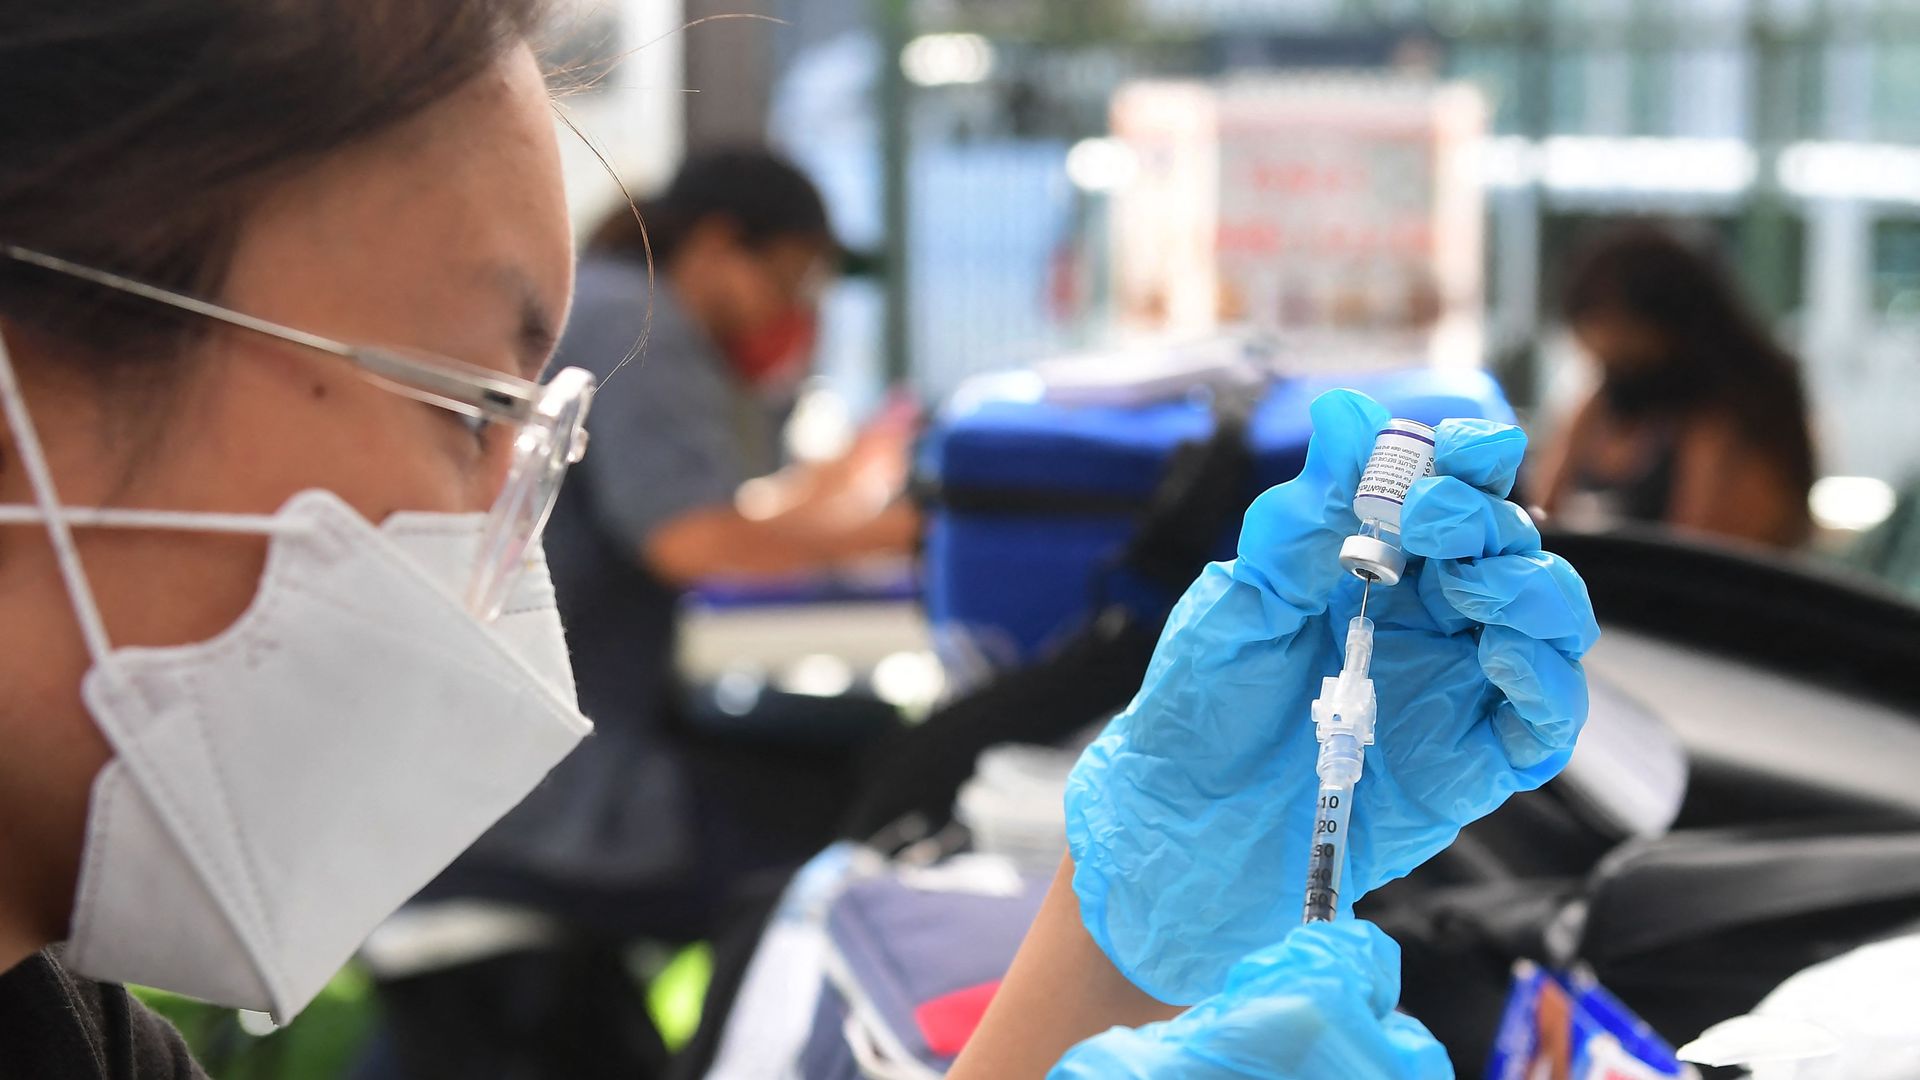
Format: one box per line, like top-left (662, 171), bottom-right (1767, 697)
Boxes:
top-left (1449, 43), bottom-right (1528, 134)
top-left (1871, 41), bottom-right (1920, 143)
top-left (1669, 44), bottom-right (1750, 139)
top-left (1871, 218), bottom-right (1920, 323)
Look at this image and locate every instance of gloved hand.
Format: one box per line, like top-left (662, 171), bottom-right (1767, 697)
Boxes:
top-left (1065, 389), bottom-right (1598, 1004)
top-left (1049, 921), bottom-right (1452, 1079)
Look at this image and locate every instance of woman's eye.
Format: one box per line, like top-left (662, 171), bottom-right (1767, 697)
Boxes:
top-left (461, 413), bottom-right (493, 451)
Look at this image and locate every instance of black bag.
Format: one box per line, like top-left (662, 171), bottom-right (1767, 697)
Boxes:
top-left (1373, 530), bottom-right (1920, 1072)
top-left (355, 935), bottom-right (670, 1080)
top-left (1375, 820), bottom-right (1920, 1073)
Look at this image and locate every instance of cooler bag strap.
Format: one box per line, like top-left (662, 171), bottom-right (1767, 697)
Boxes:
top-left (843, 396), bottom-right (1258, 846)
top-left (1110, 394), bottom-right (1258, 596)
top-left (840, 610), bottom-right (1160, 844)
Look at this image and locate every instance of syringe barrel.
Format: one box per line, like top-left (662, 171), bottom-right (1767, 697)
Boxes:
top-left (1340, 419), bottom-right (1436, 586)
top-left (1302, 776), bottom-right (1356, 923)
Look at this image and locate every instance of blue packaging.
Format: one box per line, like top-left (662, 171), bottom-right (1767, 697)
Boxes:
top-left (1486, 962), bottom-right (1688, 1080)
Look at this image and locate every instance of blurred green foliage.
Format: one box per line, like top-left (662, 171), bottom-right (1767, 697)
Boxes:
top-left (131, 968), bottom-right (374, 1080)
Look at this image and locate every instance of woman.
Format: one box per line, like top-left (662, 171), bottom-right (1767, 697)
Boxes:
top-left (1537, 225), bottom-right (1817, 549)
top-left (0, 3), bottom-right (1595, 1077)
top-left (1, 3), bottom-right (588, 1075)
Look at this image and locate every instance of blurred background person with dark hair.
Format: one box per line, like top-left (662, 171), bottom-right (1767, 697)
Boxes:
top-left (1535, 225), bottom-right (1817, 550)
top-left (577, 146), bottom-right (918, 579)
top-left (550, 145), bottom-right (917, 737)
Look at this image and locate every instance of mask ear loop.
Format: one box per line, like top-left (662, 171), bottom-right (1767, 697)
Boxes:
top-left (0, 506), bottom-right (291, 532)
top-left (0, 329), bottom-right (116, 666)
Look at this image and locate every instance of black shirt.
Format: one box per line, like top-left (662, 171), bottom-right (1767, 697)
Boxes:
top-left (0, 951), bottom-right (203, 1079)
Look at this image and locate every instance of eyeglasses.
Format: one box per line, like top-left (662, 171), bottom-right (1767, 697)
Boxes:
top-left (0, 245), bottom-right (595, 622)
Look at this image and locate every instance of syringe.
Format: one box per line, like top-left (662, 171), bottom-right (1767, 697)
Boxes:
top-left (1301, 611), bottom-right (1375, 923)
top-left (1301, 419), bottom-right (1435, 925)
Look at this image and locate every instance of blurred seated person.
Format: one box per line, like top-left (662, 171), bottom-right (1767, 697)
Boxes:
top-left (421, 148), bottom-right (916, 941)
top-left (1536, 225), bottom-right (1815, 549)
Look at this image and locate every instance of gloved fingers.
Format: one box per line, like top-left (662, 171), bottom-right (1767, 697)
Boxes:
top-left (1236, 390), bottom-right (1391, 613)
top-left (1046, 1025), bottom-right (1171, 1078)
top-left (1399, 475), bottom-right (1542, 561)
top-left (1432, 417), bottom-right (1528, 498)
top-left (1225, 920), bottom-right (1404, 1019)
top-left (1378, 1013), bottom-right (1458, 1080)
top-left (1118, 563), bottom-right (1329, 766)
top-left (1481, 626), bottom-right (1588, 770)
top-left (1050, 982), bottom-right (1435, 1080)
top-left (1426, 551), bottom-right (1600, 659)
top-left (1409, 559), bottom-right (1476, 636)
top-left (1168, 989), bottom-right (1444, 1080)
top-left (1480, 627), bottom-right (1587, 740)
top-left (1297, 389), bottom-right (1395, 502)
top-left (1489, 706), bottom-right (1577, 785)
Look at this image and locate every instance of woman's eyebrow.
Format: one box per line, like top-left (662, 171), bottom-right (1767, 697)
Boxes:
top-left (484, 264), bottom-right (561, 375)
top-left (516, 295), bottom-right (559, 374)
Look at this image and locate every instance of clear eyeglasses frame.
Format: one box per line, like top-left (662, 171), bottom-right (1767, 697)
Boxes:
top-left (0, 244), bottom-right (595, 622)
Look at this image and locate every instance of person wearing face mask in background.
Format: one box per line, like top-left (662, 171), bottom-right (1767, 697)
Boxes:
top-left (1534, 224), bottom-right (1816, 549)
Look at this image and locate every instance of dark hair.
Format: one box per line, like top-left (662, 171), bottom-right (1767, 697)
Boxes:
top-left (1561, 224), bottom-right (1817, 509)
top-left (0, 0), bottom-right (550, 374)
top-left (588, 146), bottom-right (832, 267)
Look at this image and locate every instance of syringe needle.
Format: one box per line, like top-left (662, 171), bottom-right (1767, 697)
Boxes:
top-left (1358, 575), bottom-right (1373, 623)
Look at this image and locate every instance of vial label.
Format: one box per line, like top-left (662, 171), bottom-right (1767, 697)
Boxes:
top-left (1352, 425), bottom-right (1437, 535)
top-left (1355, 433), bottom-right (1436, 508)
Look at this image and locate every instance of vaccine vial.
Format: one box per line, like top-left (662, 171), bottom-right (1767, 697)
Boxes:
top-left (1339, 419), bottom-right (1436, 587)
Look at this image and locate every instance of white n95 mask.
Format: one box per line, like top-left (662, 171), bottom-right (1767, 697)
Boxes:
top-left (52, 491), bottom-right (592, 1021)
top-left (0, 328), bottom-right (591, 1021)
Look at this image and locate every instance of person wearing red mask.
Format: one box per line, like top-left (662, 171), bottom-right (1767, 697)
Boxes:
top-left (400, 148), bottom-right (917, 1072)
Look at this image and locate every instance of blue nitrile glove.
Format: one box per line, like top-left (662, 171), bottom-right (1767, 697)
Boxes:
top-left (1065, 389), bottom-right (1599, 1005)
top-left (1049, 921), bottom-right (1453, 1079)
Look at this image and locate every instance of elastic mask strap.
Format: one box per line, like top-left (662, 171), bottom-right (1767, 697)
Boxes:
top-left (0, 505), bottom-right (291, 534)
top-left (0, 330), bottom-right (115, 665)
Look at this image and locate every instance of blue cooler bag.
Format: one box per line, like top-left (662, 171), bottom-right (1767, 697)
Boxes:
top-left (919, 368), bottom-right (1515, 674)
